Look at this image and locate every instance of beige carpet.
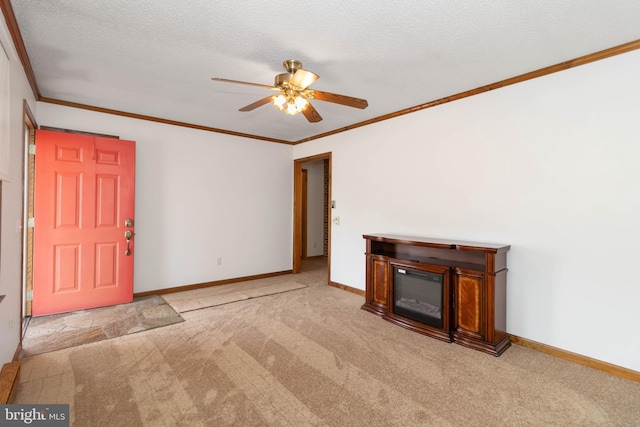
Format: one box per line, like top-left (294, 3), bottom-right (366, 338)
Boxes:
top-left (161, 277), bottom-right (307, 313)
top-left (21, 295), bottom-right (183, 357)
top-left (15, 262), bottom-right (640, 426)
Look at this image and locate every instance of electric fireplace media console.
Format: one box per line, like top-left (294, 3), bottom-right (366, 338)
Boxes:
top-left (362, 234), bottom-right (511, 356)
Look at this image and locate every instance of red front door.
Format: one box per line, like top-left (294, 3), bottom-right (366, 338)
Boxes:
top-left (33, 130), bottom-right (136, 316)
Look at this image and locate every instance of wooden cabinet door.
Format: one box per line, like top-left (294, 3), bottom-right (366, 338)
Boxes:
top-left (368, 255), bottom-right (389, 311)
top-left (453, 269), bottom-right (486, 340)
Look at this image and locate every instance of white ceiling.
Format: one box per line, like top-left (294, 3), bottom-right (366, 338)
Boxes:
top-left (9, 0), bottom-right (640, 143)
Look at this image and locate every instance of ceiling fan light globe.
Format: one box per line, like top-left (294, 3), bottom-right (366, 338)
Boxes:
top-left (294, 95), bottom-right (308, 111)
top-left (286, 102), bottom-right (299, 115)
top-left (272, 94), bottom-right (286, 108)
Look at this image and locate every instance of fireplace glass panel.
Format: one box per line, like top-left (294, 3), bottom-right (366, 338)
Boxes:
top-left (393, 266), bottom-right (443, 328)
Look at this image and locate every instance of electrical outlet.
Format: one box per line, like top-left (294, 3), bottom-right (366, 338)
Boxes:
top-left (333, 216), bottom-right (340, 225)
top-left (9, 315), bottom-right (14, 329)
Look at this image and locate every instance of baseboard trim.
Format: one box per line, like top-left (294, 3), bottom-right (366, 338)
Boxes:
top-left (329, 281), bottom-right (365, 297)
top-left (134, 270), bottom-right (293, 298)
top-left (509, 334), bottom-right (640, 383)
top-left (0, 361), bottom-right (20, 404)
top-left (13, 344), bottom-right (22, 362)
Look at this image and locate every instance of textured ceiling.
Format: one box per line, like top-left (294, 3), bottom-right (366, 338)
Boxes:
top-left (9, 0), bottom-right (640, 143)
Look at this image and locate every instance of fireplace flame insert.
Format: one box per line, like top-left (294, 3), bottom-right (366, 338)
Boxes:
top-left (393, 266), bottom-right (444, 329)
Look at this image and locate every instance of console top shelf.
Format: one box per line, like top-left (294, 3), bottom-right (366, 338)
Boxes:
top-left (363, 234), bottom-right (510, 254)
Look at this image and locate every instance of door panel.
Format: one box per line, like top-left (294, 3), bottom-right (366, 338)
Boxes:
top-left (95, 242), bottom-right (117, 287)
top-left (54, 244), bottom-right (80, 292)
top-left (33, 130), bottom-right (135, 316)
top-left (60, 173), bottom-right (83, 227)
top-left (371, 258), bottom-right (388, 307)
top-left (454, 270), bottom-right (485, 339)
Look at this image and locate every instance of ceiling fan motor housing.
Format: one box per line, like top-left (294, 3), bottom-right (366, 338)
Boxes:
top-left (274, 73), bottom-right (292, 87)
top-left (283, 59), bottom-right (303, 73)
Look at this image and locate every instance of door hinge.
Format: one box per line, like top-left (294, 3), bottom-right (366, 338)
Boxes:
top-left (26, 291), bottom-right (33, 301)
top-left (27, 217), bottom-right (35, 228)
top-left (29, 144), bottom-right (36, 155)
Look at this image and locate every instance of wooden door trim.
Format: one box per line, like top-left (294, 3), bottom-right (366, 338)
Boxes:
top-left (293, 152), bottom-right (331, 275)
top-left (301, 169), bottom-right (308, 260)
top-left (21, 100), bottom-right (37, 342)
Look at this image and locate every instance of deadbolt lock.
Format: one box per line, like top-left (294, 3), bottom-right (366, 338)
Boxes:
top-left (124, 218), bottom-right (134, 227)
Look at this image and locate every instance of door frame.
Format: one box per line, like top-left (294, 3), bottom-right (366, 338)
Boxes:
top-left (21, 100), bottom-right (36, 345)
top-left (301, 168), bottom-right (308, 260)
top-left (293, 152), bottom-right (331, 276)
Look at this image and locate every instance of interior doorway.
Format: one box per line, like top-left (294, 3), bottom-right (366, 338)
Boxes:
top-left (293, 153), bottom-right (331, 278)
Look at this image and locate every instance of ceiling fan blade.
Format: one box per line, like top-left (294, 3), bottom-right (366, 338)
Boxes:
top-left (310, 90), bottom-right (368, 109)
top-left (302, 102), bottom-right (323, 123)
top-left (290, 69), bottom-right (319, 89)
top-left (211, 77), bottom-right (277, 90)
top-left (239, 96), bottom-right (273, 112)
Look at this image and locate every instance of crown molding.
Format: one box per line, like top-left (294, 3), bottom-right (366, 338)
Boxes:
top-left (293, 39), bottom-right (640, 145)
top-left (39, 97), bottom-right (295, 145)
top-left (0, 0), bottom-right (40, 98)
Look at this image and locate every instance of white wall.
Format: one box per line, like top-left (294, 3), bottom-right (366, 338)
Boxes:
top-left (294, 49), bottom-right (640, 372)
top-left (36, 103), bottom-right (294, 293)
top-left (0, 22), bottom-right (38, 364)
top-left (302, 160), bottom-right (325, 257)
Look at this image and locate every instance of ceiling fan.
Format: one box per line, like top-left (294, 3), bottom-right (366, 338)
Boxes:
top-left (212, 59), bottom-right (368, 123)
